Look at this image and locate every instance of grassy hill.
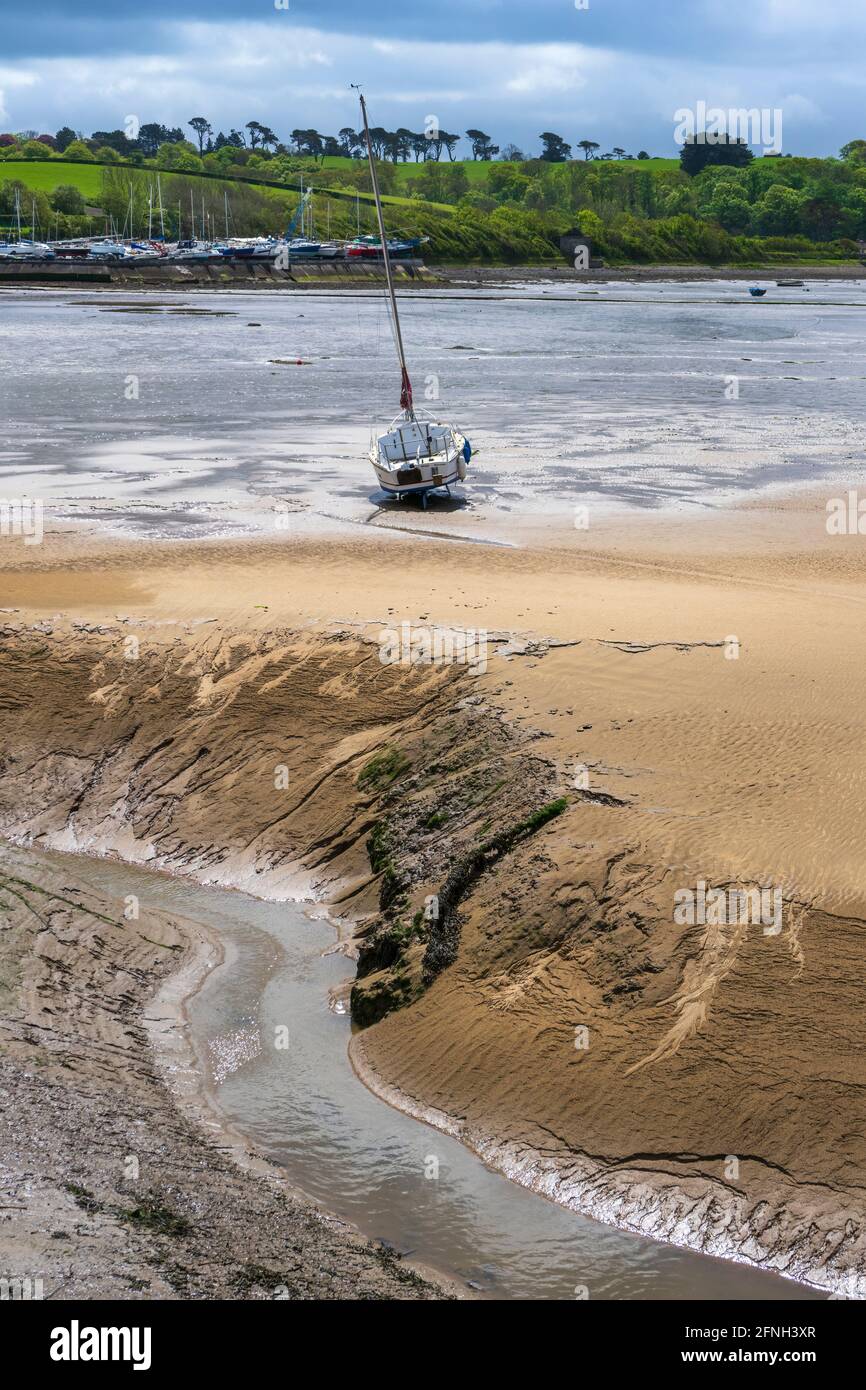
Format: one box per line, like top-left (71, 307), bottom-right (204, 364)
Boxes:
top-left (0, 154), bottom-right (678, 201)
top-left (0, 157), bottom-right (553, 263)
top-left (2, 153), bottom-right (864, 266)
top-left (1, 160), bottom-right (108, 199)
top-left (0, 157), bottom-right (451, 212)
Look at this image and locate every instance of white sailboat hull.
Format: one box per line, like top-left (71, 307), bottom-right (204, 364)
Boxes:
top-left (369, 415), bottom-right (468, 497)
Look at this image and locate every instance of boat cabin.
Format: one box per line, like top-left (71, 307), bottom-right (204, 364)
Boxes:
top-left (379, 419), bottom-right (452, 465)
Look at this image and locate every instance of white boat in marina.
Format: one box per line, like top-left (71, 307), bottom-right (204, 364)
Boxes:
top-left (87, 239), bottom-right (130, 260)
top-left (0, 239), bottom-right (56, 261)
top-left (287, 236), bottom-right (323, 258)
top-left (221, 236), bottom-right (279, 260)
top-left (354, 87), bottom-right (471, 507)
top-left (0, 190), bottom-right (56, 260)
top-left (166, 238), bottom-right (220, 262)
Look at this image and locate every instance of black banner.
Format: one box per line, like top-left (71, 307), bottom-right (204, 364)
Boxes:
top-left (4, 1296), bottom-right (856, 1375)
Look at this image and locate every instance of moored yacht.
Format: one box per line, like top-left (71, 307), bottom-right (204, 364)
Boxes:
top-left (353, 88), bottom-right (471, 507)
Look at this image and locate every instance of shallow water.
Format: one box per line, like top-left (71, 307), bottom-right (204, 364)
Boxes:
top-left (1, 281), bottom-right (865, 538)
top-left (6, 845), bottom-right (822, 1301)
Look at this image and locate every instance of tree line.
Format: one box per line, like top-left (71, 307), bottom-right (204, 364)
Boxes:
top-left (0, 120), bottom-right (653, 165)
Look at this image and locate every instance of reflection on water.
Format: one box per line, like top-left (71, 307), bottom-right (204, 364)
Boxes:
top-left (8, 846), bottom-right (822, 1301)
top-left (0, 281), bottom-right (865, 537)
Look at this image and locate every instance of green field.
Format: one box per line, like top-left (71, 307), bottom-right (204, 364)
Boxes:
top-left (0, 160), bottom-right (108, 199)
top-left (0, 154), bottom-right (680, 207)
top-left (0, 158), bottom-right (453, 212)
top-left (304, 154), bottom-right (495, 183)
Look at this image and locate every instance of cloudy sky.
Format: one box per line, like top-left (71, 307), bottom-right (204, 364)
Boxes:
top-left (0, 1), bottom-right (862, 158)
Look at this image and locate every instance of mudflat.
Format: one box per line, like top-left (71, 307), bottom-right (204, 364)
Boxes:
top-left (1, 479), bottom-right (864, 1294)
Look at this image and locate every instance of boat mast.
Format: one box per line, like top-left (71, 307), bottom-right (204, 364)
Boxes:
top-left (354, 87), bottom-right (413, 416)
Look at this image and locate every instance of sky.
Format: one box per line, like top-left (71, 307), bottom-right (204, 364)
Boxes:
top-left (0, 1), bottom-right (863, 159)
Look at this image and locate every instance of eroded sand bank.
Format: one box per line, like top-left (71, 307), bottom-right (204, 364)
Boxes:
top-left (1, 494), bottom-right (864, 1295)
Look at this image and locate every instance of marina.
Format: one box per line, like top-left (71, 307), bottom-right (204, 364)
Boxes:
top-left (0, 184), bottom-right (428, 268)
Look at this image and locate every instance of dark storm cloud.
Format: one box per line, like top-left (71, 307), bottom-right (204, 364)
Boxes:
top-left (0, 1), bottom-right (862, 157)
top-left (0, 1), bottom-right (849, 65)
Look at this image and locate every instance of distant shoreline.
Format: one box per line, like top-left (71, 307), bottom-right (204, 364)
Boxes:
top-left (1, 259), bottom-right (862, 291)
top-left (435, 261), bottom-right (866, 284)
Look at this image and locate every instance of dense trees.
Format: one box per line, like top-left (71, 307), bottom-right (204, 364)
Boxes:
top-left (90, 129), bottom-right (137, 156)
top-left (680, 134), bottom-right (754, 176)
top-left (50, 184), bottom-right (86, 215)
top-left (411, 162), bottom-right (470, 202)
top-left (539, 133), bottom-right (571, 162)
top-left (705, 182), bottom-right (752, 233)
top-left (155, 140), bottom-right (201, 171)
top-left (18, 139), bottom-right (54, 159)
top-left (290, 129), bottom-right (326, 158)
top-left (400, 151), bottom-right (866, 256)
top-left (62, 140), bottom-right (94, 161)
top-left (751, 183), bottom-right (804, 235)
top-left (137, 123), bottom-right (184, 157)
top-left (213, 130), bottom-right (246, 151)
top-left (840, 139), bottom-right (866, 164)
top-left (246, 121), bottom-right (278, 150)
top-left (337, 127), bottom-right (360, 157)
top-left (465, 129), bottom-right (499, 160)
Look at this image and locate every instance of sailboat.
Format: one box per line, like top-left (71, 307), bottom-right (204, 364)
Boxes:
top-left (0, 191), bottom-right (55, 260)
top-left (354, 88), bottom-right (471, 507)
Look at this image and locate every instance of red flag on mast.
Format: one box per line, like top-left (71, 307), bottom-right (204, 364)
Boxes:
top-left (399, 366), bottom-right (413, 413)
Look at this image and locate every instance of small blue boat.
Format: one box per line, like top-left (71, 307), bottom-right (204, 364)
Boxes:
top-left (749, 286), bottom-right (767, 297)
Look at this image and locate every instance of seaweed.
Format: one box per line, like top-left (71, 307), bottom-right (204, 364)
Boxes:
top-left (357, 748), bottom-right (410, 792)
